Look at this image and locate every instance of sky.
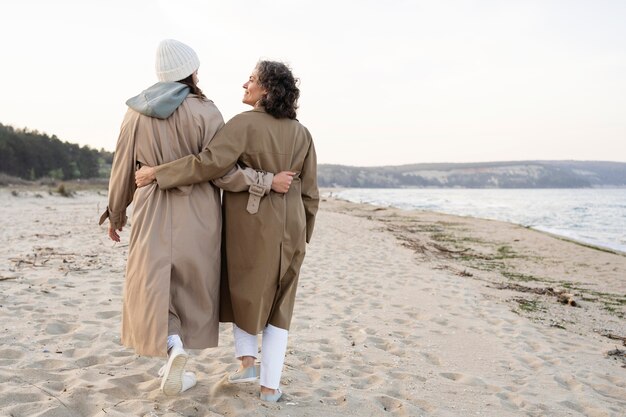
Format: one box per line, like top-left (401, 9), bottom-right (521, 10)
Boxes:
top-left (1, 0), bottom-right (625, 166)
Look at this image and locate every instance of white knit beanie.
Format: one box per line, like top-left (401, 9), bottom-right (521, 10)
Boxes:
top-left (155, 39), bottom-right (200, 82)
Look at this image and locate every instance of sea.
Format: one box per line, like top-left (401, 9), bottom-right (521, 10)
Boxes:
top-left (330, 188), bottom-right (626, 254)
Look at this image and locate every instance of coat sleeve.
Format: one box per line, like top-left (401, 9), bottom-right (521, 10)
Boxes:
top-left (212, 165), bottom-right (274, 194)
top-left (300, 136), bottom-right (320, 243)
top-left (99, 110), bottom-right (137, 229)
top-left (155, 118), bottom-right (246, 189)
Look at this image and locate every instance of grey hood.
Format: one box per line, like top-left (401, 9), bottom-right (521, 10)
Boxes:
top-left (126, 82), bottom-right (190, 119)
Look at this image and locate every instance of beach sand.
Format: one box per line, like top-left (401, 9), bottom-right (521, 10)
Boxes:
top-left (0, 188), bottom-right (624, 417)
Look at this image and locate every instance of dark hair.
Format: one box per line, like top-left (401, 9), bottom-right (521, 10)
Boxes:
top-left (256, 61), bottom-right (300, 119)
top-left (177, 73), bottom-right (206, 99)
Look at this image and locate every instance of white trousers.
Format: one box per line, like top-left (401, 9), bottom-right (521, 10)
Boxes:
top-left (233, 323), bottom-right (289, 389)
top-left (167, 334), bottom-right (183, 353)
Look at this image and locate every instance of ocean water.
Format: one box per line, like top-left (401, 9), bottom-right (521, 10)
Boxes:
top-left (331, 188), bottom-right (626, 253)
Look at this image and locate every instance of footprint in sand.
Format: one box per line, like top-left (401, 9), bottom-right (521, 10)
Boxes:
top-left (538, 354), bottom-right (561, 366)
top-left (388, 370), bottom-right (427, 383)
top-left (439, 372), bottom-right (488, 388)
top-left (303, 367), bottom-right (321, 383)
top-left (517, 354), bottom-right (543, 371)
top-left (325, 352), bottom-right (344, 360)
top-left (351, 373), bottom-right (383, 389)
top-left (432, 317), bottom-right (449, 326)
top-left (109, 350), bottom-right (134, 358)
top-left (95, 310), bottom-right (120, 319)
top-left (0, 392), bottom-right (47, 407)
top-left (31, 358), bottom-right (67, 370)
top-left (314, 388), bottom-right (347, 406)
top-left (45, 321), bottom-right (75, 335)
top-left (307, 356), bottom-right (323, 370)
top-left (405, 310), bottom-right (422, 320)
top-left (0, 348), bottom-right (25, 360)
top-left (73, 332), bottom-right (98, 341)
top-left (100, 378), bottom-right (147, 399)
top-left (439, 372), bottom-right (463, 381)
top-left (377, 394), bottom-right (434, 416)
top-left (74, 355), bottom-right (109, 368)
top-left (375, 340), bottom-right (405, 357)
top-left (558, 400), bottom-right (592, 415)
top-left (496, 391), bottom-right (526, 411)
top-left (553, 374), bottom-right (583, 392)
top-left (421, 352), bottom-right (441, 365)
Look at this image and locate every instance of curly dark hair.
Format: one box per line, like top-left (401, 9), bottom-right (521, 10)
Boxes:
top-left (256, 61), bottom-right (300, 119)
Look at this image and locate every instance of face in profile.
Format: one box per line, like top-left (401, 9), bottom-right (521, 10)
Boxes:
top-left (242, 69), bottom-right (267, 107)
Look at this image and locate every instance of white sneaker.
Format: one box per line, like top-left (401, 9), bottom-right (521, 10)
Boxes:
top-left (227, 365), bottom-right (260, 384)
top-left (260, 387), bottom-right (283, 402)
top-left (159, 345), bottom-right (189, 396)
top-left (158, 367), bottom-right (196, 394)
top-left (181, 371), bottom-right (197, 392)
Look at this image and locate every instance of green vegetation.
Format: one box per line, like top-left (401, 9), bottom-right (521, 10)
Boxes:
top-left (431, 233), bottom-right (457, 242)
top-left (495, 245), bottom-right (518, 259)
top-left (502, 271), bottom-right (543, 282)
top-left (514, 298), bottom-right (543, 313)
top-left (0, 123), bottom-right (113, 181)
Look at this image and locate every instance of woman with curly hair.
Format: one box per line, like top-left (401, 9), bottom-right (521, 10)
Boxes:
top-left (135, 60), bottom-right (319, 402)
top-left (102, 41), bottom-right (297, 397)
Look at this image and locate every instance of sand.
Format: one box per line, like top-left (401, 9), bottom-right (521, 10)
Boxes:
top-left (0, 188), bottom-right (624, 417)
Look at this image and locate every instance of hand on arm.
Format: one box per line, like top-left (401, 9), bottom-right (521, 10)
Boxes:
top-left (135, 166), bottom-right (156, 187)
top-left (214, 166), bottom-right (295, 194)
top-left (213, 165), bottom-right (263, 192)
top-left (272, 171), bottom-right (296, 193)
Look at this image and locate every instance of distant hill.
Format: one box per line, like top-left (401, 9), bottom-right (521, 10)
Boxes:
top-left (0, 123), bottom-right (113, 180)
top-left (2, 123), bottom-right (624, 189)
top-left (318, 161), bottom-right (626, 188)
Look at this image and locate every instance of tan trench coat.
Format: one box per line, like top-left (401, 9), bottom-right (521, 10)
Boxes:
top-left (101, 97), bottom-right (271, 357)
top-left (155, 108), bottom-right (319, 335)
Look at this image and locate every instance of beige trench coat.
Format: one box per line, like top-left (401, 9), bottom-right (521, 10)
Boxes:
top-left (155, 108), bottom-right (319, 335)
top-left (101, 97), bottom-right (271, 357)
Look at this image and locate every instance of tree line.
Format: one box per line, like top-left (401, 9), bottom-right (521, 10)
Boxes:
top-left (0, 123), bottom-right (113, 180)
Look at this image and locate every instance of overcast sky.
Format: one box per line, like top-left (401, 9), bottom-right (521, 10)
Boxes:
top-left (1, 0), bottom-right (625, 166)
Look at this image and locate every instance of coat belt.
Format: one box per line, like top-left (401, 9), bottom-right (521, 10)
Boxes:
top-left (247, 170), bottom-right (267, 214)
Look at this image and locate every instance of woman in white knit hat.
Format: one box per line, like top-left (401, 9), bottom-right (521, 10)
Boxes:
top-left (135, 60), bottom-right (318, 403)
top-left (101, 39), bottom-right (292, 396)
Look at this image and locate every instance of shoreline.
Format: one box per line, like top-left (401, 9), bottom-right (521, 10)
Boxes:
top-left (323, 187), bottom-right (626, 256)
top-left (4, 181), bottom-right (624, 255)
top-left (532, 228), bottom-right (626, 257)
top-left (1, 188), bottom-right (625, 416)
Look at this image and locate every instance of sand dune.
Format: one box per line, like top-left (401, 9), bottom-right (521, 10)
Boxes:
top-left (0, 189), bottom-right (624, 416)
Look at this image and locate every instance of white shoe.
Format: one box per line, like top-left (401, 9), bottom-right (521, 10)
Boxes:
top-left (158, 367), bottom-right (197, 394)
top-left (227, 365), bottom-right (260, 384)
top-left (181, 371), bottom-right (197, 392)
top-left (159, 345), bottom-right (189, 396)
top-left (260, 387), bottom-right (283, 402)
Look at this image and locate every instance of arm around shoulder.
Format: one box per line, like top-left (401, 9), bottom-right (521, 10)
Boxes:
top-left (212, 164), bottom-right (274, 194)
top-left (153, 117), bottom-right (248, 189)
